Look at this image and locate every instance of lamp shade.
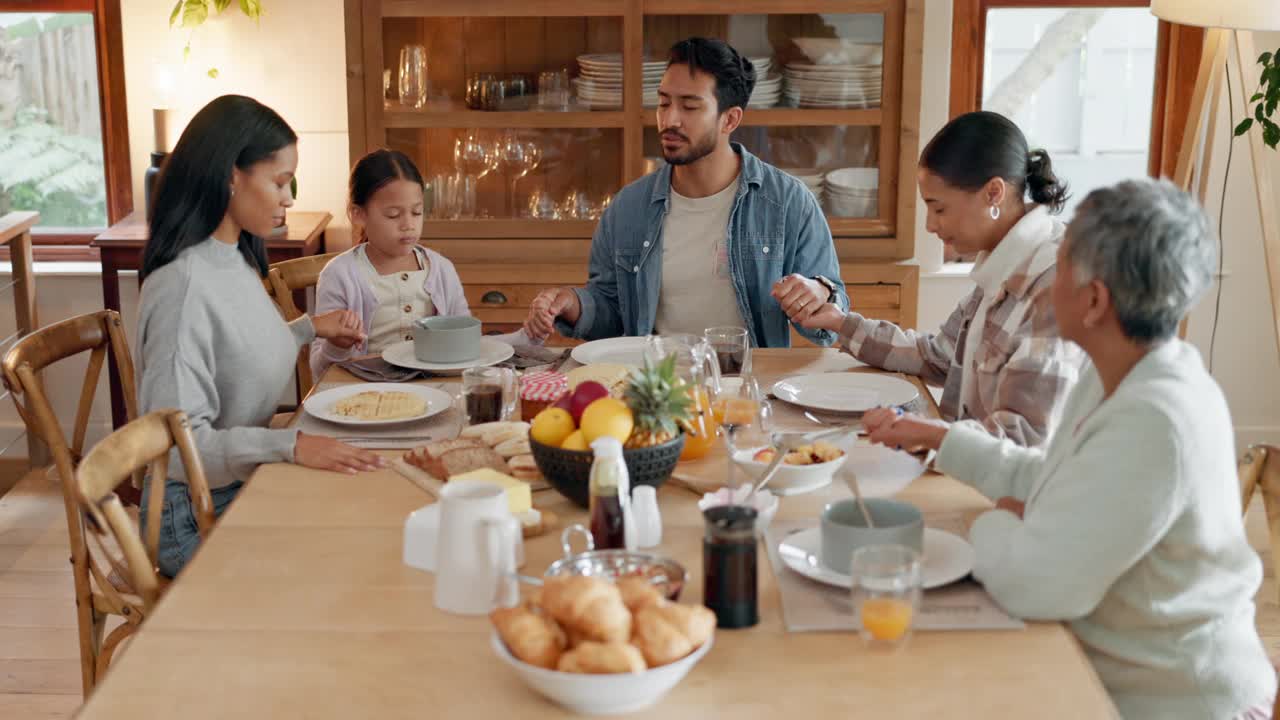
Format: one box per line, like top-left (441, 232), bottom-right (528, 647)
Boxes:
top-left (1151, 0), bottom-right (1280, 31)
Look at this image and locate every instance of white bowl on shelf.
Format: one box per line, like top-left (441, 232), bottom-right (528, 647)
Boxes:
top-left (791, 38), bottom-right (884, 66)
top-left (492, 631), bottom-right (714, 715)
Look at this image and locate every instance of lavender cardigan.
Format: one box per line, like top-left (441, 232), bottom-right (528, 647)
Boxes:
top-left (310, 244), bottom-right (469, 379)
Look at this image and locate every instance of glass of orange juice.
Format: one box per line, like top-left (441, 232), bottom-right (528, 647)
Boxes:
top-left (850, 545), bottom-right (922, 652)
top-left (679, 386), bottom-right (720, 461)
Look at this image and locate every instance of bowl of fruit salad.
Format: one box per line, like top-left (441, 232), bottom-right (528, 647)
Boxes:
top-left (731, 441), bottom-right (848, 496)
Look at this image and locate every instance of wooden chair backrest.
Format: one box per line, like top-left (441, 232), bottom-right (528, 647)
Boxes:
top-left (1238, 444), bottom-right (1280, 608)
top-left (0, 310), bottom-right (141, 694)
top-left (266, 251), bottom-right (341, 399)
top-left (76, 409), bottom-right (215, 612)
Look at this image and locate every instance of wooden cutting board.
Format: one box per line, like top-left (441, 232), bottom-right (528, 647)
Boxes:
top-left (390, 457), bottom-right (559, 539)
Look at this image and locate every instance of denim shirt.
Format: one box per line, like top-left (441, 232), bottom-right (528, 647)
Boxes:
top-left (556, 143), bottom-right (849, 347)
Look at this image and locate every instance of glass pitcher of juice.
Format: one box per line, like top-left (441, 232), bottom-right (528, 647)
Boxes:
top-left (645, 334), bottom-right (722, 461)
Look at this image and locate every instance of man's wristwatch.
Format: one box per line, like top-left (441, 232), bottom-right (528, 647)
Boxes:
top-left (811, 275), bottom-right (838, 303)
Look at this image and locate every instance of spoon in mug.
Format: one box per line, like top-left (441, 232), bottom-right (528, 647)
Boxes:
top-left (841, 468), bottom-right (876, 528)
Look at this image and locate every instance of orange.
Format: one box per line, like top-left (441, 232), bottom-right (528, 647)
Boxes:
top-left (860, 598), bottom-right (913, 641)
top-left (531, 407), bottom-right (575, 447)
top-left (579, 397), bottom-right (634, 445)
top-left (561, 430), bottom-right (589, 451)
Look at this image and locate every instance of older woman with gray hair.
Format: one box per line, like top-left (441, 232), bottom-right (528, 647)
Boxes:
top-left (864, 178), bottom-right (1275, 719)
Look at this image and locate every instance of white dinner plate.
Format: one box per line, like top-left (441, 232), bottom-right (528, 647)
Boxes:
top-left (382, 337), bottom-right (514, 374)
top-left (778, 527), bottom-right (975, 590)
top-left (570, 336), bottom-right (652, 367)
top-left (302, 382), bottom-right (453, 427)
top-left (772, 372), bottom-right (918, 414)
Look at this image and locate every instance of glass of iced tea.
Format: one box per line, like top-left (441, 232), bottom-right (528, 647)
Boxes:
top-left (850, 544), bottom-right (922, 652)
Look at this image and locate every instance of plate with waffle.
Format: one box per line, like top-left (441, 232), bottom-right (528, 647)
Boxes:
top-left (303, 383), bottom-right (453, 427)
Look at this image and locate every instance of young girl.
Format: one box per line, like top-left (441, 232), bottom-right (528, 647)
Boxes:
top-left (311, 150), bottom-right (470, 378)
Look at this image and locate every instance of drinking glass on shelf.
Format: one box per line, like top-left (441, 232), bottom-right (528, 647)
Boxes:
top-left (851, 544), bottom-right (922, 652)
top-left (704, 326), bottom-right (750, 377)
top-left (455, 130), bottom-right (498, 180)
top-left (537, 68), bottom-right (570, 110)
top-left (398, 44), bottom-right (428, 109)
top-left (499, 132), bottom-right (542, 217)
top-left (430, 173), bottom-right (477, 220)
top-left (528, 189), bottom-right (561, 220)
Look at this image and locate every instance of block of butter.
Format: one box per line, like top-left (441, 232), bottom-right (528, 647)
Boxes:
top-left (449, 468), bottom-right (532, 515)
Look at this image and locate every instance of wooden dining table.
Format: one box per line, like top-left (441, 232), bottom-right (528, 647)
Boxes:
top-left (75, 348), bottom-right (1116, 718)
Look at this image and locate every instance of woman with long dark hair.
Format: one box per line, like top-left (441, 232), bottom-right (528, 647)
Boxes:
top-left (784, 111), bottom-right (1082, 447)
top-left (137, 94), bottom-right (386, 576)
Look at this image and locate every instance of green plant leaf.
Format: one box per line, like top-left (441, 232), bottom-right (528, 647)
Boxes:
top-left (239, 0), bottom-right (263, 20)
top-left (1264, 120), bottom-right (1280, 149)
top-left (169, 0), bottom-right (183, 27)
top-left (1235, 117), bottom-right (1254, 136)
top-left (1258, 103), bottom-right (1266, 122)
top-left (1253, 92), bottom-right (1266, 103)
top-left (183, 42), bottom-right (191, 63)
top-left (1269, 97), bottom-right (1278, 117)
top-left (1261, 51), bottom-right (1274, 66)
top-left (182, 0), bottom-right (209, 29)
top-left (213, 0), bottom-right (231, 11)
top-left (207, 67), bottom-right (219, 79)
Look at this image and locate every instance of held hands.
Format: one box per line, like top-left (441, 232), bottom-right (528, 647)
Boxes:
top-left (861, 407), bottom-right (950, 454)
top-left (294, 432), bottom-right (388, 475)
top-left (313, 310), bottom-right (366, 350)
top-left (523, 288), bottom-right (580, 341)
top-left (771, 275), bottom-right (844, 331)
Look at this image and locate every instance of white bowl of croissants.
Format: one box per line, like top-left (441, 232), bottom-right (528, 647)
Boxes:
top-left (490, 574), bottom-right (715, 715)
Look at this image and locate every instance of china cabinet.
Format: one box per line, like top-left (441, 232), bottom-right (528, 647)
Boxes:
top-left (345, 0), bottom-right (924, 342)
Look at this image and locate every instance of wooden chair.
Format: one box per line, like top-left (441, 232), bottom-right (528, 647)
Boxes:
top-left (0, 310), bottom-right (145, 696)
top-left (265, 251), bottom-right (342, 403)
top-left (76, 409), bottom-right (215, 614)
top-left (1239, 444), bottom-right (1280, 605)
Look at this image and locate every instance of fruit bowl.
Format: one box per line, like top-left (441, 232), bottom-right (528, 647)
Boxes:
top-left (492, 630), bottom-right (713, 715)
top-left (529, 433), bottom-right (685, 508)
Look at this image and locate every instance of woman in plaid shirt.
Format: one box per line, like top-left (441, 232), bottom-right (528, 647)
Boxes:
top-left (780, 111), bottom-right (1082, 447)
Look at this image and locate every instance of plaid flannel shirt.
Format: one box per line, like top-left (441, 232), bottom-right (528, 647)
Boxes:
top-left (839, 239), bottom-right (1082, 447)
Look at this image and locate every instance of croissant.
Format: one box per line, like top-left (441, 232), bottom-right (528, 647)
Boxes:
top-left (647, 600), bottom-right (716, 650)
top-left (491, 605), bottom-right (566, 670)
top-left (557, 641), bottom-right (646, 674)
top-left (540, 576), bottom-right (631, 643)
top-left (631, 601), bottom-right (717, 667)
top-left (616, 576), bottom-right (663, 613)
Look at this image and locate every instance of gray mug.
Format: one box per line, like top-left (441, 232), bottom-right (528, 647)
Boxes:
top-left (413, 316), bottom-right (481, 363)
top-left (820, 498), bottom-right (923, 575)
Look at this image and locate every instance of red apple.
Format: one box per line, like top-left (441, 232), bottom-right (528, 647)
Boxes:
top-left (553, 392), bottom-right (573, 412)
top-left (569, 381), bottom-right (610, 424)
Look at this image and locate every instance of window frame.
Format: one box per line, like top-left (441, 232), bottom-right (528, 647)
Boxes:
top-left (0, 0), bottom-right (131, 263)
top-left (948, 0), bottom-right (1203, 182)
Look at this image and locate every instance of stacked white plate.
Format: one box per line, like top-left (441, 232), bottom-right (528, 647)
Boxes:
top-left (749, 73), bottom-right (782, 108)
top-left (783, 62), bottom-right (882, 109)
top-left (575, 54), bottom-right (665, 109)
top-left (824, 167), bottom-right (878, 218)
top-left (780, 167), bottom-right (825, 205)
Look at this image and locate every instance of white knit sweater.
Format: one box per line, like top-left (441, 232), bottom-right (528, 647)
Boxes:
top-left (937, 340), bottom-right (1274, 719)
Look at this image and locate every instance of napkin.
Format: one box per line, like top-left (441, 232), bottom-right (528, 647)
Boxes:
top-left (763, 517), bottom-right (1025, 633)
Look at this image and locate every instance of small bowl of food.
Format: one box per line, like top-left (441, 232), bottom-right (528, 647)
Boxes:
top-left (731, 440), bottom-right (848, 496)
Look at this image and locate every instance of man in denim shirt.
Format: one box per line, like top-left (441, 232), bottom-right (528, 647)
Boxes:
top-left (523, 37), bottom-right (848, 348)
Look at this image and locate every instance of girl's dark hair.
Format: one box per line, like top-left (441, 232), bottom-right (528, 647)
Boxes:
top-left (349, 149), bottom-right (425, 244)
top-left (919, 110), bottom-right (1069, 214)
top-left (141, 95), bottom-right (297, 283)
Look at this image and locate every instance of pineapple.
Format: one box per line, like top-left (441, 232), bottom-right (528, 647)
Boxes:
top-left (623, 353), bottom-right (694, 448)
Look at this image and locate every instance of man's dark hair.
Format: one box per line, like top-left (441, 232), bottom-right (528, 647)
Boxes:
top-left (667, 37), bottom-right (756, 113)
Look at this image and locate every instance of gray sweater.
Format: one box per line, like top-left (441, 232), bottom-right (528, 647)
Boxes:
top-left (136, 237), bottom-right (315, 489)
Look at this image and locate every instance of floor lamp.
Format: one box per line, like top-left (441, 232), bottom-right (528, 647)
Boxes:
top-left (1151, 1), bottom-right (1280, 349)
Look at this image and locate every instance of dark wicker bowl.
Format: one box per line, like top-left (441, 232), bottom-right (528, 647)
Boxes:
top-left (529, 432), bottom-right (686, 508)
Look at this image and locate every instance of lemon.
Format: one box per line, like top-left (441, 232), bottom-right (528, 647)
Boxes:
top-left (580, 397), bottom-right (634, 445)
top-left (561, 430), bottom-right (589, 451)
top-left (531, 407), bottom-right (575, 447)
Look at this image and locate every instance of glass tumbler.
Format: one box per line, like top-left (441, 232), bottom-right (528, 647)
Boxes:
top-left (850, 544), bottom-right (922, 652)
top-left (398, 44), bottom-right (428, 109)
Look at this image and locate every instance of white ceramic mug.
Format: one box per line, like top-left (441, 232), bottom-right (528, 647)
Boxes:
top-left (433, 480), bottom-right (521, 615)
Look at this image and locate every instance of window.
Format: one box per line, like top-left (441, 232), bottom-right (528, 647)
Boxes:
top-left (0, 0), bottom-right (129, 261)
top-left (948, 1), bottom-right (1203, 258)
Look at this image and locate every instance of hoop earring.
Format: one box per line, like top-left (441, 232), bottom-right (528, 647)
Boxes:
top-left (230, 187), bottom-right (236, 198)
top-left (989, 205), bottom-right (1000, 221)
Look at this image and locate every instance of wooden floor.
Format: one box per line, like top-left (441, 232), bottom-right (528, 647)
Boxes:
top-left (0, 466), bottom-right (1276, 717)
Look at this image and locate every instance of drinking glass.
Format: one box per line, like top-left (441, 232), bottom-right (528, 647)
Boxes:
top-left (455, 130), bottom-right (498, 180)
top-left (528, 189), bottom-right (561, 220)
top-left (460, 367), bottom-right (517, 426)
top-left (704, 326), bottom-right (751, 377)
top-left (537, 69), bottom-right (570, 110)
top-left (500, 132), bottom-right (542, 217)
top-left (429, 173), bottom-right (477, 220)
top-left (398, 44), bottom-right (428, 109)
top-left (850, 544), bottom-right (922, 652)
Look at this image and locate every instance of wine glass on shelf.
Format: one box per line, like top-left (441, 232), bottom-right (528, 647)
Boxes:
top-left (499, 132), bottom-right (542, 218)
top-left (455, 130), bottom-right (498, 180)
